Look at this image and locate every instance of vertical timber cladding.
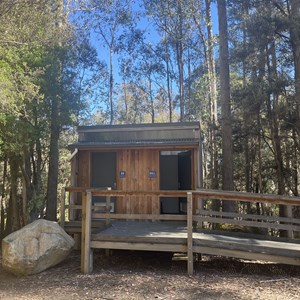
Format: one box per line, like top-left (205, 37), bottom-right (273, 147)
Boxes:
top-left (70, 122), bottom-right (201, 215)
top-left (76, 150), bottom-right (90, 208)
top-left (117, 149), bottom-right (160, 215)
top-left (77, 150), bottom-right (90, 188)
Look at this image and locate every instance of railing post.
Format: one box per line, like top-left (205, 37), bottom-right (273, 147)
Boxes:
top-left (60, 188), bottom-right (66, 228)
top-left (287, 205), bottom-right (294, 239)
top-left (81, 192), bottom-right (86, 273)
top-left (106, 187), bottom-right (112, 225)
top-left (81, 191), bottom-right (92, 274)
top-left (69, 188), bottom-right (76, 221)
top-left (197, 195), bottom-right (204, 229)
top-left (187, 192), bottom-right (193, 275)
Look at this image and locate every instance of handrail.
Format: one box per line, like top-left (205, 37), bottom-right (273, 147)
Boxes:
top-left (92, 213), bottom-right (187, 221)
top-left (63, 187), bottom-right (300, 205)
top-left (194, 189), bottom-right (300, 205)
top-left (60, 187), bottom-right (300, 275)
top-left (196, 209), bottom-right (300, 224)
top-left (61, 187), bottom-right (300, 230)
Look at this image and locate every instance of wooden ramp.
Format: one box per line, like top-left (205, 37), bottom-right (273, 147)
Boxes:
top-left (193, 231), bottom-right (300, 266)
top-left (61, 188), bottom-right (300, 275)
top-left (89, 220), bottom-right (300, 269)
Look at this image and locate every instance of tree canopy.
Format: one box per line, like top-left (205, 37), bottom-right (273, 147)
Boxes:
top-left (0, 0), bottom-right (300, 235)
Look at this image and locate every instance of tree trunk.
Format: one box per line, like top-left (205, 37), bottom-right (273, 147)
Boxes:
top-left (21, 144), bottom-right (33, 226)
top-left (46, 0), bottom-right (64, 221)
top-left (217, 0), bottom-right (234, 212)
top-left (292, 129), bottom-right (299, 196)
top-left (124, 83), bottom-right (128, 123)
top-left (176, 0), bottom-right (184, 121)
top-left (46, 95), bottom-right (60, 221)
top-left (191, 0), bottom-right (218, 191)
top-left (257, 115), bottom-right (263, 194)
top-left (149, 77), bottom-right (155, 123)
top-left (8, 155), bottom-right (21, 233)
top-left (267, 4), bottom-right (292, 236)
top-left (163, 16), bottom-right (173, 123)
top-left (0, 159), bottom-right (7, 238)
top-left (31, 132), bottom-right (43, 221)
top-left (187, 46), bottom-right (192, 115)
top-left (286, 0), bottom-right (300, 222)
top-left (242, 0), bottom-right (251, 194)
top-left (109, 46), bottom-right (114, 124)
top-left (206, 0), bottom-right (219, 191)
top-left (290, 0), bottom-right (300, 139)
top-left (166, 56), bottom-right (173, 122)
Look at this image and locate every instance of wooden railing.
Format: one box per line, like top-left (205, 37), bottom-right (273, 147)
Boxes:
top-left (193, 189), bottom-right (300, 238)
top-left (61, 188), bottom-right (194, 273)
top-left (60, 187), bottom-right (300, 275)
top-left (60, 187), bottom-right (114, 229)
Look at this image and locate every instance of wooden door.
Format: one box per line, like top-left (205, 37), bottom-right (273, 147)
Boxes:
top-left (91, 152), bottom-right (116, 211)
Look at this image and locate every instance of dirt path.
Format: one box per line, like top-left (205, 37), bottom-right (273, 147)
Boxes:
top-left (1, 250), bottom-right (300, 299)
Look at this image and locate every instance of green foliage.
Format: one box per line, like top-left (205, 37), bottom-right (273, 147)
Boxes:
top-left (0, 0), bottom-right (101, 230)
top-left (0, 0), bottom-right (299, 229)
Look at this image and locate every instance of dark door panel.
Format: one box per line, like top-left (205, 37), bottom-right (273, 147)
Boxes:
top-left (91, 152), bottom-right (116, 211)
top-left (178, 151), bottom-right (192, 213)
top-left (160, 155), bottom-right (179, 214)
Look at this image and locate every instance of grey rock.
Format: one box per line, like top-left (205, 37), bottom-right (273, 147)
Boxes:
top-left (2, 219), bottom-right (75, 275)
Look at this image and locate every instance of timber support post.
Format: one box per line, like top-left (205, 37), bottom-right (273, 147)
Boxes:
top-left (81, 191), bottom-right (92, 274)
top-left (187, 192), bottom-right (193, 275)
top-left (106, 187), bottom-right (112, 226)
top-left (287, 205), bottom-right (294, 238)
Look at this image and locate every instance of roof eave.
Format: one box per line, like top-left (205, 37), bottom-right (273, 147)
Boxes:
top-left (68, 140), bottom-right (200, 150)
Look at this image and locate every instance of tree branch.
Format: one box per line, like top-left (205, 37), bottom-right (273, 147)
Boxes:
top-left (0, 39), bottom-right (29, 45)
top-left (271, 0), bottom-right (288, 16)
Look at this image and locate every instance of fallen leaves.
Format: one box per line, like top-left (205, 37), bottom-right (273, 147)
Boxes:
top-left (1, 250), bottom-right (300, 299)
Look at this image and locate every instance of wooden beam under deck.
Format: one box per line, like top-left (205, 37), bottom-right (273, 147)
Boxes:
top-left (87, 220), bottom-right (300, 271)
top-left (90, 241), bottom-right (187, 253)
top-left (193, 246), bottom-right (300, 266)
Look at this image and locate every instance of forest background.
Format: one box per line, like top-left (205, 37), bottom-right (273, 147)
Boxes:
top-left (0, 0), bottom-right (299, 237)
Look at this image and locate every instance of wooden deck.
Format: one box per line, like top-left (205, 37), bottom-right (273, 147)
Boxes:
top-left (61, 188), bottom-right (300, 275)
top-left (90, 220), bottom-right (300, 266)
top-left (91, 221), bottom-right (188, 252)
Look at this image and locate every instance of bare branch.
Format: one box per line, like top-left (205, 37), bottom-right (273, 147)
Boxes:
top-left (0, 39), bottom-right (29, 45)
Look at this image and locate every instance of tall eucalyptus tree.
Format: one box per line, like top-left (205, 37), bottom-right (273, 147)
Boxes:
top-left (85, 0), bottom-right (136, 124)
top-left (144, 0), bottom-right (191, 121)
top-left (217, 0), bottom-right (234, 212)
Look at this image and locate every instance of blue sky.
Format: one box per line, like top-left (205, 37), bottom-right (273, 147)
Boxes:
top-left (84, 0), bottom-right (220, 116)
top-left (94, 1), bottom-right (219, 81)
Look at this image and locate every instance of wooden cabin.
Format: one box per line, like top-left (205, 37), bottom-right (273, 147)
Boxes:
top-left (63, 122), bottom-right (300, 275)
top-left (68, 122), bottom-right (202, 217)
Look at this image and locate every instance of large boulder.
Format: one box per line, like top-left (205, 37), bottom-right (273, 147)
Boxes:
top-left (2, 219), bottom-right (75, 275)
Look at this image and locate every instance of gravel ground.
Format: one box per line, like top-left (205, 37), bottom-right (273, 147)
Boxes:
top-left (1, 249), bottom-right (300, 300)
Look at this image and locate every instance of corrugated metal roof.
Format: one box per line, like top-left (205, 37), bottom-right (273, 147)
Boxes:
top-left (70, 122), bottom-right (201, 149)
top-left (69, 138), bottom-right (199, 149)
top-left (78, 121), bottom-right (200, 133)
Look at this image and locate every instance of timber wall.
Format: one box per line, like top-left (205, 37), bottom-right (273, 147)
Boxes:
top-left (74, 148), bottom-right (198, 215)
top-left (116, 149), bottom-right (160, 214)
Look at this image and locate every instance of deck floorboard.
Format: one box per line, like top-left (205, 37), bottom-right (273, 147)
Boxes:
top-left (89, 220), bottom-right (300, 265)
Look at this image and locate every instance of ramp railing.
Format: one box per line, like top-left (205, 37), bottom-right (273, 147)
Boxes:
top-left (60, 188), bottom-right (300, 275)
